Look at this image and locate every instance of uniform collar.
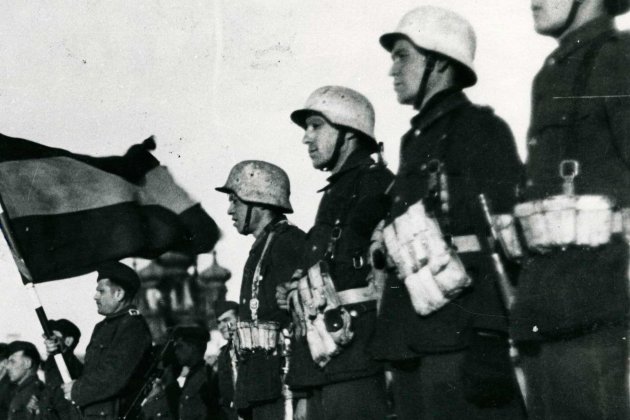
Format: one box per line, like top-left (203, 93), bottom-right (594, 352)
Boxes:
top-left (318, 149), bottom-right (373, 192)
top-left (105, 305), bottom-right (138, 320)
top-left (551, 17), bottom-right (615, 63)
top-left (410, 89), bottom-right (469, 133)
top-left (250, 215), bottom-right (287, 251)
top-left (15, 372), bottom-right (37, 390)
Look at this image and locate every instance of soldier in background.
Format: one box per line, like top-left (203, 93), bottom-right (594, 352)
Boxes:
top-left (31, 319), bottom-right (83, 420)
top-left (278, 86), bottom-right (394, 420)
top-left (172, 325), bottom-right (218, 420)
top-left (62, 262), bottom-right (153, 420)
top-left (5, 341), bottom-right (43, 420)
top-left (0, 343), bottom-right (14, 420)
top-left (369, 6), bottom-right (525, 419)
top-left (214, 300), bottom-right (239, 420)
top-left (511, 0), bottom-right (630, 418)
top-left (216, 161), bottom-right (306, 420)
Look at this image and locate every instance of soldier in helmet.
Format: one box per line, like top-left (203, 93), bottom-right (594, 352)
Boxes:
top-left (276, 86), bottom-right (394, 420)
top-left (216, 161), bottom-right (306, 420)
top-left (511, 0), bottom-right (630, 418)
top-left (369, 6), bottom-right (525, 419)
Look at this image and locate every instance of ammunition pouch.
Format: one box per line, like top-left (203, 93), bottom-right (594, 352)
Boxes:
top-left (234, 321), bottom-right (279, 355)
top-left (292, 261), bottom-right (377, 368)
top-left (381, 201), bottom-right (472, 316)
top-left (513, 195), bottom-right (629, 253)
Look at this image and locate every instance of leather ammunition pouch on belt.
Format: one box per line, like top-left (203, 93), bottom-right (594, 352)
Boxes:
top-left (379, 201), bottom-right (473, 316)
top-left (290, 260), bottom-right (378, 368)
top-left (234, 321), bottom-right (280, 355)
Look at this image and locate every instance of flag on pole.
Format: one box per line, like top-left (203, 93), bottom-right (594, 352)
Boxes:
top-left (0, 133), bottom-right (219, 282)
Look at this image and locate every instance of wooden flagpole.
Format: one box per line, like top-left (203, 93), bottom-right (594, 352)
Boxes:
top-left (0, 196), bottom-right (74, 385)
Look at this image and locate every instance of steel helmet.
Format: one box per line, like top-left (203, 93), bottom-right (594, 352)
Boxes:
top-left (290, 86), bottom-right (378, 152)
top-left (215, 160), bottom-right (293, 213)
top-left (380, 6), bottom-right (477, 87)
top-left (606, 0), bottom-right (630, 15)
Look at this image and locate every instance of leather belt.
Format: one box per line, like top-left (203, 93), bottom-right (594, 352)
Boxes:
top-left (338, 285), bottom-right (378, 306)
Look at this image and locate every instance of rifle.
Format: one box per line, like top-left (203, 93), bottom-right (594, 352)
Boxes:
top-left (478, 195), bottom-right (516, 310)
top-left (477, 194), bottom-right (526, 407)
top-left (120, 337), bottom-right (175, 420)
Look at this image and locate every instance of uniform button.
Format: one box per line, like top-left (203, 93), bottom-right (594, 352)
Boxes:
top-left (420, 164), bottom-right (427, 171)
top-left (561, 114), bottom-right (567, 121)
top-left (349, 310), bottom-right (358, 317)
top-left (242, 299), bottom-right (246, 304)
top-left (414, 129), bottom-right (421, 136)
top-left (526, 180), bottom-right (534, 187)
top-left (547, 57), bottom-right (556, 66)
top-left (312, 245), bottom-right (318, 251)
top-left (528, 136), bottom-right (538, 147)
top-left (394, 196), bottom-right (401, 203)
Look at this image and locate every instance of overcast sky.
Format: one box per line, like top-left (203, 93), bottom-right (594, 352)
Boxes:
top-left (1, 0), bottom-right (628, 355)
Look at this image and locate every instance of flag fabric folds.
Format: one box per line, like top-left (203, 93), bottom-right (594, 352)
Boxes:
top-left (0, 133), bottom-right (219, 282)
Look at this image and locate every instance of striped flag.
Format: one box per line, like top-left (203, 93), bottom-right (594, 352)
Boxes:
top-left (0, 133), bottom-right (219, 282)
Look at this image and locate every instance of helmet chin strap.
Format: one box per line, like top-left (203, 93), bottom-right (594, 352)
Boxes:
top-left (554, 0), bottom-right (583, 37)
top-left (243, 204), bottom-right (253, 234)
top-left (322, 128), bottom-right (347, 172)
top-left (414, 53), bottom-right (437, 111)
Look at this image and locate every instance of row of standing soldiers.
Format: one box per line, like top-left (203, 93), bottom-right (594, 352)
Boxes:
top-left (4, 2), bottom-right (629, 420)
top-left (214, 2), bottom-right (630, 420)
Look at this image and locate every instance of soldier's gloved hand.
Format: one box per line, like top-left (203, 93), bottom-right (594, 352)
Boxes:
top-left (462, 331), bottom-right (519, 408)
top-left (277, 279), bottom-right (299, 312)
top-left (43, 334), bottom-right (63, 355)
top-left (26, 395), bottom-right (40, 415)
top-left (146, 378), bottom-right (165, 401)
top-left (61, 380), bottom-right (76, 401)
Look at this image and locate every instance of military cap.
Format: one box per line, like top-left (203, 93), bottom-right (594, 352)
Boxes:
top-left (0, 343), bottom-right (8, 361)
top-left (97, 262), bottom-right (140, 298)
top-left (173, 325), bottom-right (210, 348)
top-left (49, 319), bottom-right (81, 342)
top-left (215, 300), bottom-right (239, 318)
top-left (7, 341), bottom-right (41, 368)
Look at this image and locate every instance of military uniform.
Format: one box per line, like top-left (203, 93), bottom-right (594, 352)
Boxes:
top-left (39, 353), bottom-right (83, 420)
top-left (235, 216), bottom-right (305, 420)
top-left (71, 307), bottom-right (152, 419)
top-left (0, 375), bottom-right (14, 420)
top-left (369, 89), bottom-right (525, 419)
top-left (7, 375), bottom-right (43, 420)
top-left (286, 149), bottom-right (393, 420)
top-left (175, 363), bottom-right (217, 420)
top-left (216, 344), bottom-right (238, 420)
top-left (512, 17), bottom-right (630, 419)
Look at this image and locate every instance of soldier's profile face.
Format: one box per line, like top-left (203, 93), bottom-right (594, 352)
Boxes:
top-left (6, 351), bottom-right (29, 383)
top-left (94, 279), bottom-right (122, 315)
top-left (227, 193), bottom-right (250, 235)
top-left (389, 39), bottom-right (426, 105)
top-left (531, 0), bottom-right (573, 36)
top-left (302, 114), bottom-right (340, 170)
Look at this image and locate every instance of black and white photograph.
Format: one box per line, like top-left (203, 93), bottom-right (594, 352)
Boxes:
top-left (0, 1), bottom-right (629, 419)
